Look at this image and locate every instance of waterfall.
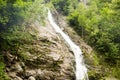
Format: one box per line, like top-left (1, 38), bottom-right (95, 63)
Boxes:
top-left (48, 10), bottom-right (88, 80)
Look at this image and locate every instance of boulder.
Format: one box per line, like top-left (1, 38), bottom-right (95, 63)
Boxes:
top-left (14, 76), bottom-right (23, 80)
top-left (11, 63), bottom-right (23, 72)
top-left (28, 76), bottom-right (36, 80)
top-left (25, 70), bottom-right (36, 77)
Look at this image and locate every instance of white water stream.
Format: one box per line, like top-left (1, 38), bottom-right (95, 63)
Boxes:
top-left (48, 10), bottom-right (88, 80)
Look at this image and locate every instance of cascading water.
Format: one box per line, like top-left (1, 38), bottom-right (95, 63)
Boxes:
top-left (48, 10), bottom-right (88, 80)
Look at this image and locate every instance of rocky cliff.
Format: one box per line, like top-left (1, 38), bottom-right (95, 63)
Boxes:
top-left (4, 19), bottom-right (75, 80)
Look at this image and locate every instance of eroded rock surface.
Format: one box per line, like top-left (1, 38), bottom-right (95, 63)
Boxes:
top-left (5, 20), bottom-right (75, 80)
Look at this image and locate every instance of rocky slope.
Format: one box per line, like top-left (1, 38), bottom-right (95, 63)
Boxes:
top-left (4, 19), bottom-right (75, 80)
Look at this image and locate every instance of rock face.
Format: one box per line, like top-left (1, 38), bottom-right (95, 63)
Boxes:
top-left (28, 76), bottom-right (36, 80)
top-left (5, 20), bottom-right (75, 80)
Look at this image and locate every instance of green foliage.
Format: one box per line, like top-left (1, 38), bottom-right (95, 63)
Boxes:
top-left (51, 0), bottom-right (68, 15)
top-left (0, 0), bottom-right (45, 31)
top-left (51, 0), bottom-right (77, 15)
top-left (112, 67), bottom-right (120, 79)
top-left (51, 0), bottom-right (120, 64)
top-left (0, 0), bottom-right (45, 51)
top-left (0, 55), bottom-right (9, 80)
top-left (52, 0), bottom-right (120, 79)
top-left (0, 0), bottom-right (45, 79)
top-left (67, 0), bottom-right (120, 61)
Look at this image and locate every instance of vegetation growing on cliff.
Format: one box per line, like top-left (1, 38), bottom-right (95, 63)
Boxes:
top-left (0, 0), bottom-right (45, 79)
top-left (51, 0), bottom-right (120, 79)
top-left (0, 0), bottom-right (120, 79)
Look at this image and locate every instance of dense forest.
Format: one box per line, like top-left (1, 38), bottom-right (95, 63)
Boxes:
top-left (0, 0), bottom-right (120, 80)
top-left (51, 0), bottom-right (120, 79)
top-left (0, 0), bottom-right (45, 79)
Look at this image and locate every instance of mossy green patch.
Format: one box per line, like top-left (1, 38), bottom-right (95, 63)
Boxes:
top-left (0, 55), bottom-right (9, 80)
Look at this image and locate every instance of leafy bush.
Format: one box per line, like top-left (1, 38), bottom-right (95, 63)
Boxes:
top-left (67, 0), bottom-right (120, 62)
top-left (51, 0), bottom-right (69, 15)
top-left (0, 0), bottom-right (45, 79)
top-left (0, 0), bottom-right (45, 52)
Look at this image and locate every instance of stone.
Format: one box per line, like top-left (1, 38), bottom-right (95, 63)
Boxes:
top-left (14, 76), bottom-right (23, 80)
top-left (26, 52), bottom-right (32, 56)
top-left (25, 70), bottom-right (36, 77)
top-left (48, 52), bottom-right (61, 61)
top-left (8, 72), bottom-right (16, 78)
top-left (6, 67), bottom-right (10, 72)
top-left (28, 76), bottom-right (36, 80)
top-left (11, 63), bottom-right (23, 72)
top-left (20, 62), bottom-right (25, 67)
top-left (36, 69), bottom-right (43, 75)
top-left (15, 64), bottom-right (23, 72)
top-left (6, 53), bottom-right (14, 62)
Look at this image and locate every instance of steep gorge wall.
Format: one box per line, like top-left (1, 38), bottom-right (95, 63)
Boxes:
top-left (5, 19), bottom-right (75, 80)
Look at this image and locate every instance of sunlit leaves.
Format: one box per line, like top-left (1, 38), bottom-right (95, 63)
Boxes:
top-left (67, 0), bottom-right (120, 61)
